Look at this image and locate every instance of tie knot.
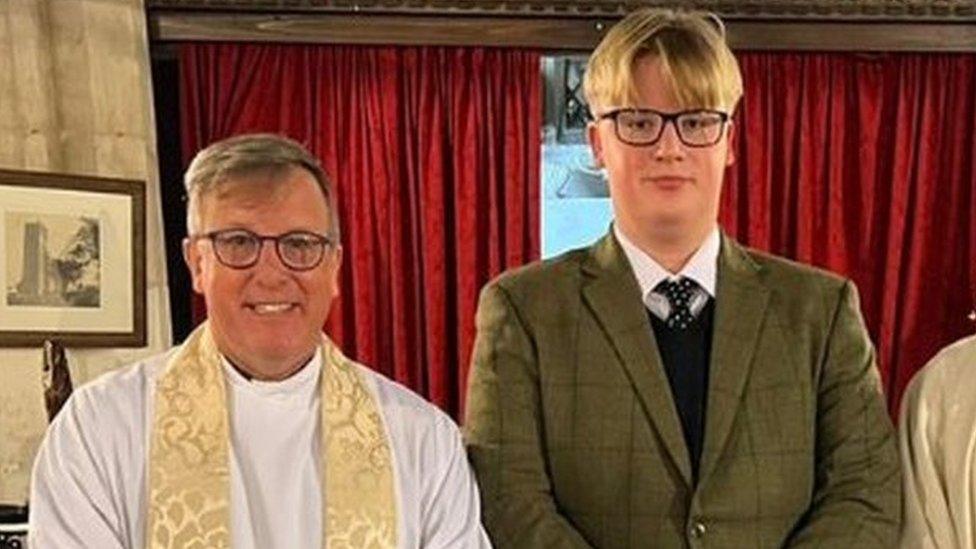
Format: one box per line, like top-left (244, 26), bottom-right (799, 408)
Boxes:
top-left (653, 277), bottom-right (700, 329)
top-left (655, 277), bottom-right (698, 305)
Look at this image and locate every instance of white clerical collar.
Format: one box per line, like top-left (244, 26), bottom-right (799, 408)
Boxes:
top-left (220, 347), bottom-right (322, 399)
top-left (614, 223), bottom-right (720, 304)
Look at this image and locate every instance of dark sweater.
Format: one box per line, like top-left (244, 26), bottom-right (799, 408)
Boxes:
top-left (649, 299), bottom-right (715, 484)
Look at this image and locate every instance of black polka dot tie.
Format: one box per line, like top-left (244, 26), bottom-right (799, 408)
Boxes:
top-left (654, 277), bottom-right (699, 330)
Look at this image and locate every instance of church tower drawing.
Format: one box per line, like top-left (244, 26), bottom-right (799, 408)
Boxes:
top-left (15, 221), bottom-right (63, 300)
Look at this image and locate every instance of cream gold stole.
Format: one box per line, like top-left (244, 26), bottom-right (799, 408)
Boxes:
top-left (147, 322), bottom-right (398, 548)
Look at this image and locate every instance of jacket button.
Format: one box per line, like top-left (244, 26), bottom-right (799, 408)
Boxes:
top-left (690, 520), bottom-right (707, 538)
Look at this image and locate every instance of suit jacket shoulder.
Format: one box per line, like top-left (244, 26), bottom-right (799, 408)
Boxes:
top-left (732, 243), bottom-right (857, 336)
top-left (741, 245), bottom-right (848, 294)
top-left (489, 246), bottom-right (589, 294)
top-left (480, 245), bottom-right (597, 333)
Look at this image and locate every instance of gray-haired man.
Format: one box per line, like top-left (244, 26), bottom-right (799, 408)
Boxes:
top-left (30, 133), bottom-right (491, 548)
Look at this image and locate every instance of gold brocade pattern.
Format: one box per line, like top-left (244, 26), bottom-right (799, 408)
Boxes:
top-left (322, 343), bottom-right (398, 549)
top-left (147, 323), bottom-right (398, 548)
top-left (147, 324), bottom-right (230, 549)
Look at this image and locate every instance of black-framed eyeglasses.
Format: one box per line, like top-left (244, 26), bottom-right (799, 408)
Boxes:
top-left (191, 229), bottom-right (337, 271)
top-left (598, 108), bottom-right (730, 148)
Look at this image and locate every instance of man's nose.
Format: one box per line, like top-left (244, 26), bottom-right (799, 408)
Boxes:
top-left (252, 239), bottom-right (291, 274)
top-left (653, 120), bottom-right (686, 160)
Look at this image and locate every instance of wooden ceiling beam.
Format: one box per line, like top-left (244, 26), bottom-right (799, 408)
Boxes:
top-left (147, 1), bottom-right (976, 51)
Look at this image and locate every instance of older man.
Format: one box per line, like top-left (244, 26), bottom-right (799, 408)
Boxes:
top-left (30, 134), bottom-right (490, 548)
top-left (465, 8), bottom-right (900, 548)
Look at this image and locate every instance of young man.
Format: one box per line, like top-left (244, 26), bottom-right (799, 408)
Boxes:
top-left (465, 9), bottom-right (900, 548)
top-left (30, 134), bottom-right (490, 548)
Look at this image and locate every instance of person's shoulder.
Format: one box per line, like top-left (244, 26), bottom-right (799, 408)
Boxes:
top-left (927, 334), bottom-right (976, 369)
top-left (489, 245), bottom-right (590, 293)
top-left (50, 348), bottom-right (174, 438)
top-left (739, 245), bottom-right (847, 293)
top-left (724, 240), bottom-right (858, 330)
top-left (355, 363), bottom-right (459, 438)
top-left (905, 334), bottom-right (976, 401)
top-left (479, 244), bottom-right (597, 317)
top-left (69, 349), bottom-right (172, 406)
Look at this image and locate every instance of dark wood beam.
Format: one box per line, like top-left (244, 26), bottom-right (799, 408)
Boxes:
top-left (150, 11), bottom-right (976, 51)
top-left (145, 1), bottom-right (976, 22)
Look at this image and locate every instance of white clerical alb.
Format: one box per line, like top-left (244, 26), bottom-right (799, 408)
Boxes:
top-left (900, 334), bottom-right (976, 549)
top-left (29, 346), bottom-right (491, 548)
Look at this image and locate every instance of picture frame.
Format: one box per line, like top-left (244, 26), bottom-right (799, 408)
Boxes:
top-left (0, 168), bottom-right (146, 347)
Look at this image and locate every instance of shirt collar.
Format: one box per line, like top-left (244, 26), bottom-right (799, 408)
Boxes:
top-left (221, 347), bottom-right (322, 397)
top-left (614, 223), bottom-right (720, 302)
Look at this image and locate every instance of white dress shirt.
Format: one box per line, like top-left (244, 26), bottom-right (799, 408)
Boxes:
top-left (614, 224), bottom-right (720, 320)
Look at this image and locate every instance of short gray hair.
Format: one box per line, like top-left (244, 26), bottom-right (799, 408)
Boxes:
top-left (184, 133), bottom-right (340, 240)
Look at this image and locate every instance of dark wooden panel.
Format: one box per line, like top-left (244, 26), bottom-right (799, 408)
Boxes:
top-left (146, 0), bottom-right (976, 22)
top-left (728, 21), bottom-right (976, 51)
top-left (151, 13), bottom-right (606, 48)
top-left (151, 12), bottom-right (976, 51)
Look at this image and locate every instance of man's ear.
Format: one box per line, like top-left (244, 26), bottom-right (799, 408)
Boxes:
top-left (725, 120), bottom-right (737, 167)
top-left (587, 122), bottom-right (605, 168)
top-left (183, 238), bottom-right (206, 294)
top-left (328, 244), bottom-right (343, 298)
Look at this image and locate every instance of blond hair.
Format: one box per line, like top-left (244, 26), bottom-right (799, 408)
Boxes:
top-left (584, 9), bottom-right (742, 114)
top-left (184, 133), bottom-right (340, 239)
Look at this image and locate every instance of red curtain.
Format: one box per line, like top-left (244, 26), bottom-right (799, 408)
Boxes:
top-left (724, 52), bottom-right (976, 415)
top-left (179, 43), bottom-right (541, 417)
top-left (180, 45), bottom-right (975, 418)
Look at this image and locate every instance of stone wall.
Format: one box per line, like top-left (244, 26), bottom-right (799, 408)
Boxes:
top-left (0, 0), bottom-right (171, 503)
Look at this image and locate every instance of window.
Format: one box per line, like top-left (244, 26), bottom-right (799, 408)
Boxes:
top-left (541, 56), bottom-right (612, 258)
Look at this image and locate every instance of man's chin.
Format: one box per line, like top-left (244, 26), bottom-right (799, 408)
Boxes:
top-left (226, 337), bottom-right (316, 374)
top-left (644, 211), bottom-right (698, 233)
top-left (240, 348), bottom-right (316, 379)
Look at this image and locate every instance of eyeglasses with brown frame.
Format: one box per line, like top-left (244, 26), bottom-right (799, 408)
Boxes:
top-left (190, 228), bottom-right (337, 271)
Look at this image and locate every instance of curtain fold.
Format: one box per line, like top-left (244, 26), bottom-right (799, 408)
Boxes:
top-left (180, 44), bottom-right (541, 417)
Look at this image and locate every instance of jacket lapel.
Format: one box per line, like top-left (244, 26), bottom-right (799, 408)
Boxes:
top-left (581, 232), bottom-right (693, 486)
top-left (698, 234), bottom-right (770, 485)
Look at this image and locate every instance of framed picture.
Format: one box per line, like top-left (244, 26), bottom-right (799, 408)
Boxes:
top-left (0, 169), bottom-right (146, 347)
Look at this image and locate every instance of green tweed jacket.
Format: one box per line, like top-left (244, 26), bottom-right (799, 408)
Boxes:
top-left (464, 231), bottom-right (901, 548)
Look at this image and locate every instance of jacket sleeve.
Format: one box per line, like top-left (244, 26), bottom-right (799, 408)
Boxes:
top-left (463, 282), bottom-right (593, 548)
top-left (786, 280), bottom-right (902, 547)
